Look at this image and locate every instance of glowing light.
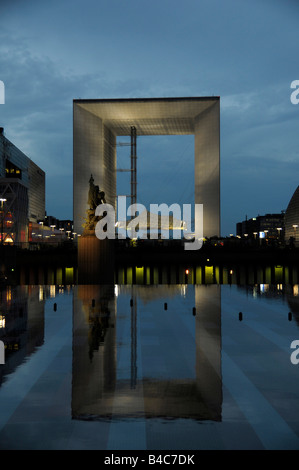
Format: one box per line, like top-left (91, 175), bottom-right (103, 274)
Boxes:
top-left (6, 287), bottom-right (11, 301)
top-left (185, 269), bottom-right (189, 275)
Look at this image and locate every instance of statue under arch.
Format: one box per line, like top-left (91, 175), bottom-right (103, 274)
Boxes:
top-left (82, 174), bottom-right (106, 233)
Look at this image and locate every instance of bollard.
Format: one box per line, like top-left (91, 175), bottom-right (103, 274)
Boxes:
top-left (130, 298), bottom-right (133, 307)
top-left (164, 303), bottom-right (167, 310)
top-left (288, 312), bottom-right (292, 321)
top-left (192, 307), bottom-right (196, 316)
top-left (54, 303), bottom-right (57, 311)
top-left (239, 311), bottom-right (242, 321)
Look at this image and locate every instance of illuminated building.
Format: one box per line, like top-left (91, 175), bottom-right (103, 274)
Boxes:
top-left (0, 128), bottom-right (45, 244)
top-left (73, 97), bottom-right (220, 238)
top-left (236, 213), bottom-right (284, 241)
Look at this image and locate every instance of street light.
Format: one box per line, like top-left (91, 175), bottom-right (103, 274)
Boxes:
top-left (0, 198), bottom-right (7, 245)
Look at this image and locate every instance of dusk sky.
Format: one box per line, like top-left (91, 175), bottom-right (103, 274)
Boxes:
top-left (0, 0), bottom-right (298, 236)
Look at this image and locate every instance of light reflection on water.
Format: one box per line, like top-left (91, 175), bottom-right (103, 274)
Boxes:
top-left (0, 283), bottom-right (299, 449)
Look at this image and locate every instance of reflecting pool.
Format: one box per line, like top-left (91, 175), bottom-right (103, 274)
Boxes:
top-left (0, 283), bottom-right (299, 449)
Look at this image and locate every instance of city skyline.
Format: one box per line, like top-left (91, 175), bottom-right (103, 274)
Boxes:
top-left (0, 0), bottom-right (298, 236)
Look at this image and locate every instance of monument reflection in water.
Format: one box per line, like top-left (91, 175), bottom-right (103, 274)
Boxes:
top-left (72, 283), bottom-right (222, 422)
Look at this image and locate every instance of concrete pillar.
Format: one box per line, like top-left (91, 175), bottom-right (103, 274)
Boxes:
top-left (194, 101), bottom-right (220, 238)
